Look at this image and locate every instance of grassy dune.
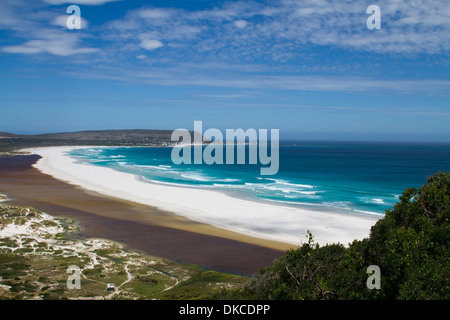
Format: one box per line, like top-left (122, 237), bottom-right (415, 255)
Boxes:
top-left (0, 203), bottom-right (247, 300)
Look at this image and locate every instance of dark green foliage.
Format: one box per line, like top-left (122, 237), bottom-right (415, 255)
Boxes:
top-left (240, 232), bottom-right (346, 300)
top-left (233, 172), bottom-right (450, 300)
top-left (0, 253), bottom-right (30, 279)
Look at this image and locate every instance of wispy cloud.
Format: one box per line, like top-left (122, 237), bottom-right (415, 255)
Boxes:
top-left (42, 0), bottom-right (121, 6)
top-left (64, 63), bottom-right (450, 96)
top-left (95, 0), bottom-right (450, 81)
top-left (0, 1), bottom-right (98, 56)
top-left (140, 39), bottom-right (164, 51)
top-left (2, 31), bottom-right (98, 56)
top-left (109, 0), bottom-right (449, 54)
top-left (137, 8), bottom-right (177, 20)
top-left (52, 14), bottom-right (89, 29)
top-left (1, 0), bottom-right (449, 95)
top-left (4, 0), bottom-right (449, 59)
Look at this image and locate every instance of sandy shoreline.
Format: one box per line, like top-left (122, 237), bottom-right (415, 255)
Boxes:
top-left (0, 154), bottom-right (290, 275)
top-left (25, 146), bottom-right (379, 247)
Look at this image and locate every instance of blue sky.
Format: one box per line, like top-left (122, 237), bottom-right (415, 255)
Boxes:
top-left (0, 0), bottom-right (449, 141)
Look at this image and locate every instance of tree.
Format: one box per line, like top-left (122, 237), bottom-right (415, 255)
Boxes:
top-left (230, 172), bottom-right (450, 300)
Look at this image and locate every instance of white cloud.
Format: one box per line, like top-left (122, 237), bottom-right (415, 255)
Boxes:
top-left (140, 39), bottom-right (163, 51)
top-left (52, 15), bottom-right (89, 29)
top-left (2, 0), bottom-right (448, 98)
top-left (43, 0), bottom-right (121, 5)
top-left (2, 32), bottom-right (98, 56)
top-left (234, 19), bottom-right (248, 29)
top-left (0, 1), bottom-right (100, 56)
top-left (105, 0), bottom-right (450, 59)
top-left (69, 62), bottom-right (450, 96)
top-left (137, 8), bottom-right (175, 19)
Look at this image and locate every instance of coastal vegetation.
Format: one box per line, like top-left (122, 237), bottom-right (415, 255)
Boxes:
top-left (222, 171), bottom-right (450, 300)
top-left (1, 170), bottom-right (448, 300)
top-left (0, 203), bottom-right (247, 300)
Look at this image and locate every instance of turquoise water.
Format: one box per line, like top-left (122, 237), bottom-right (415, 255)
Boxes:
top-left (69, 142), bottom-right (450, 217)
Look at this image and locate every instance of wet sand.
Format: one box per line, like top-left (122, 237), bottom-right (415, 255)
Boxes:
top-left (0, 155), bottom-right (289, 275)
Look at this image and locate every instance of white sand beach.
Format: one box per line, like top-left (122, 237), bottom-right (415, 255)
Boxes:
top-left (26, 146), bottom-right (380, 246)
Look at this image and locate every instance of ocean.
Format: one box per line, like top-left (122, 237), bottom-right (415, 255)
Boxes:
top-left (69, 142), bottom-right (450, 218)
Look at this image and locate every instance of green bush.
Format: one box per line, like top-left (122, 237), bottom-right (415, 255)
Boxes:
top-left (233, 172), bottom-right (450, 300)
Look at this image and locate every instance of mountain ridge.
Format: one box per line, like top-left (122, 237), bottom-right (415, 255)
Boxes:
top-left (0, 129), bottom-right (198, 151)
